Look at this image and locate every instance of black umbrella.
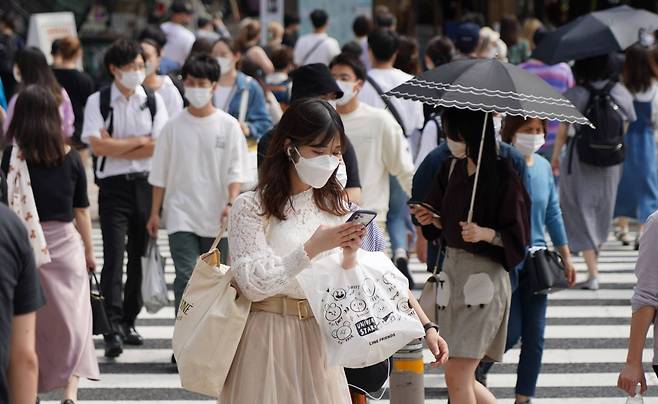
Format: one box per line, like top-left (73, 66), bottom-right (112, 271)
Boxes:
top-left (385, 58), bottom-right (588, 222)
top-left (531, 5), bottom-right (658, 64)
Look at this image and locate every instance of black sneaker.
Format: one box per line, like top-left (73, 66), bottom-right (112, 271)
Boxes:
top-left (103, 333), bottom-right (123, 358)
top-left (120, 323), bottom-right (144, 346)
top-left (395, 256), bottom-right (415, 289)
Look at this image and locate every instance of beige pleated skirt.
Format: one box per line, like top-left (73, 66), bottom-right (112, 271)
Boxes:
top-left (220, 310), bottom-right (351, 404)
top-left (437, 248), bottom-right (511, 362)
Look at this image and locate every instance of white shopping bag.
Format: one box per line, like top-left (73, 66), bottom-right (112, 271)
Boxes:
top-left (141, 238), bottom-right (169, 313)
top-left (297, 249), bottom-right (425, 368)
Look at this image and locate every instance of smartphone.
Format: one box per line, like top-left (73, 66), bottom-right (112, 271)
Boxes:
top-left (407, 201), bottom-right (441, 218)
top-left (346, 210), bottom-right (377, 227)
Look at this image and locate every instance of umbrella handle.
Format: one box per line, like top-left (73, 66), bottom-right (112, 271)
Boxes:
top-left (467, 111), bottom-right (489, 224)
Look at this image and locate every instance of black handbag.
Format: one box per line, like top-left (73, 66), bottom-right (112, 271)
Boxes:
top-left (523, 248), bottom-right (569, 295)
top-left (90, 272), bottom-right (112, 335)
top-left (344, 358), bottom-right (390, 394)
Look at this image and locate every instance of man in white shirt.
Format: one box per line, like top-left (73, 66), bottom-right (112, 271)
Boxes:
top-left (147, 54), bottom-right (247, 322)
top-left (293, 9), bottom-right (341, 66)
top-left (330, 53), bottom-right (416, 287)
top-left (358, 28), bottom-right (425, 285)
top-left (82, 39), bottom-right (169, 359)
top-left (160, 0), bottom-right (195, 73)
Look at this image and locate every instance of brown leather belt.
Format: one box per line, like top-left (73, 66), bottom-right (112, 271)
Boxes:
top-left (250, 295), bottom-right (314, 320)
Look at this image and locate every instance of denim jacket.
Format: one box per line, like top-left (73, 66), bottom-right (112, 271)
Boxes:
top-left (224, 72), bottom-right (272, 141)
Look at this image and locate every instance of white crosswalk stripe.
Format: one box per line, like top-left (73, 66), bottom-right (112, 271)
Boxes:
top-left (40, 231), bottom-right (657, 402)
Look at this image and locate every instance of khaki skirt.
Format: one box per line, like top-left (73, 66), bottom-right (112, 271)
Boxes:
top-left (220, 310), bottom-right (351, 404)
top-left (437, 248), bottom-right (511, 362)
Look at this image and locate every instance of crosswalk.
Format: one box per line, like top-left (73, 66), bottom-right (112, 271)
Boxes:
top-left (40, 230), bottom-right (658, 403)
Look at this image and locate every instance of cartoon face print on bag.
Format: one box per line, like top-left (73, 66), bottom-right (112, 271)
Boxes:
top-left (379, 272), bottom-right (400, 300)
top-left (332, 288), bottom-right (347, 301)
top-left (324, 302), bottom-right (342, 322)
top-left (396, 298), bottom-right (414, 315)
top-left (362, 278), bottom-right (376, 297)
top-left (463, 273), bottom-right (494, 309)
top-left (332, 321), bottom-right (353, 341)
top-left (436, 272), bottom-right (451, 311)
top-left (373, 300), bottom-right (398, 325)
top-left (350, 297), bottom-right (367, 313)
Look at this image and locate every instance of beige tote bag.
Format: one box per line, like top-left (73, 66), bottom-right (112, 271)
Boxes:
top-left (172, 233), bottom-right (251, 398)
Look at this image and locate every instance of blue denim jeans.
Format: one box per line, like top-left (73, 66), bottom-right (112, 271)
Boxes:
top-left (387, 175), bottom-right (414, 253)
top-left (506, 273), bottom-right (548, 397)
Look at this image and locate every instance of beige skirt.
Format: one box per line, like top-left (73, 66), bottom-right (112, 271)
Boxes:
top-left (220, 310), bottom-right (351, 404)
top-left (437, 248), bottom-right (511, 362)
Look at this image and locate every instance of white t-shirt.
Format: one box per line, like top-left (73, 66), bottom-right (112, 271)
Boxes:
top-left (358, 68), bottom-right (425, 136)
top-left (340, 102), bottom-right (414, 221)
top-left (157, 75), bottom-right (184, 118)
top-left (148, 109), bottom-right (249, 237)
top-left (213, 85), bottom-right (236, 112)
top-left (160, 22), bottom-right (196, 66)
top-left (81, 84), bottom-right (169, 178)
top-left (293, 33), bottom-right (341, 66)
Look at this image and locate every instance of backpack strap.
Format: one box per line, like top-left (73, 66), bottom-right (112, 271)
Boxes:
top-left (366, 75), bottom-right (407, 136)
top-left (1, 145), bottom-right (12, 175)
top-left (142, 85), bottom-right (157, 125)
top-left (97, 86), bottom-right (113, 174)
top-left (301, 37), bottom-right (327, 65)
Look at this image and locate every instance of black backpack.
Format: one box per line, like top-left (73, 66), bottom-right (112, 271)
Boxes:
top-left (569, 81), bottom-right (625, 172)
top-left (92, 85), bottom-right (157, 183)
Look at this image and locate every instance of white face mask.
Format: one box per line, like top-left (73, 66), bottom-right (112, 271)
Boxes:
top-left (289, 147), bottom-right (340, 189)
top-left (216, 56), bottom-right (234, 75)
top-left (118, 69), bottom-right (145, 90)
top-left (145, 61), bottom-right (158, 76)
top-left (184, 86), bottom-right (213, 109)
top-left (336, 80), bottom-right (357, 107)
top-left (514, 133), bottom-right (545, 156)
top-left (446, 138), bottom-right (467, 159)
top-left (336, 160), bottom-right (347, 188)
top-left (12, 66), bottom-right (21, 83)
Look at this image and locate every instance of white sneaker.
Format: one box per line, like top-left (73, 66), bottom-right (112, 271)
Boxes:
top-left (580, 277), bottom-right (599, 290)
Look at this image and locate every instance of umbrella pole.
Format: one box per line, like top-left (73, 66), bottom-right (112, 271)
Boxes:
top-left (467, 112), bottom-right (489, 223)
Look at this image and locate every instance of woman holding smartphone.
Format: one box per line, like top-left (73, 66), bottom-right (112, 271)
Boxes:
top-left (224, 98), bottom-right (448, 403)
top-left (412, 108), bottom-right (530, 404)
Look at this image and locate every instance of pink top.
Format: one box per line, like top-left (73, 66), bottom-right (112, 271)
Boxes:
top-left (3, 88), bottom-right (75, 137)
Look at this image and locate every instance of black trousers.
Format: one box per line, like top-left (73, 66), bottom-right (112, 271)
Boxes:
top-left (98, 175), bottom-right (151, 329)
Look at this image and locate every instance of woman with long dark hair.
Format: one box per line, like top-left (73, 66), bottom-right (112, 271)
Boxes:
top-left (412, 108), bottom-right (530, 404)
top-left (614, 44), bottom-right (658, 249)
top-left (1, 85), bottom-right (99, 403)
top-left (224, 98), bottom-right (448, 403)
top-left (3, 46), bottom-right (74, 137)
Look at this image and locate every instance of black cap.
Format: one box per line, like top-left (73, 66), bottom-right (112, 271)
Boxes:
top-left (456, 22), bottom-right (480, 53)
top-left (290, 63), bottom-right (343, 102)
top-left (170, 0), bottom-right (193, 14)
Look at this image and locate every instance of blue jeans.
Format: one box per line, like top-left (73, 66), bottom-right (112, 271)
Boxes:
top-left (506, 272), bottom-right (548, 397)
top-left (169, 232), bottom-right (229, 315)
top-left (387, 176), bottom-right (414, 253)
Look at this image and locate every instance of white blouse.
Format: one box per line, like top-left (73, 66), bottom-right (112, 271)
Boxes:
top-left (229, 189), bottom-right (350, 302)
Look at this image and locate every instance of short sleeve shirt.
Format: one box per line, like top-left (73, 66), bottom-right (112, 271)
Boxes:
top-left (0, 205), bottom-right (45, 403)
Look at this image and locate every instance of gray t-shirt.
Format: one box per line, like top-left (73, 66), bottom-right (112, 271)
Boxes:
top-left (565, 80), bottom-right (637, 125)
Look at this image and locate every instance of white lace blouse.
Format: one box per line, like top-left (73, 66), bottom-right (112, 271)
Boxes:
top-left (229, 189), bottom-right (358, 302)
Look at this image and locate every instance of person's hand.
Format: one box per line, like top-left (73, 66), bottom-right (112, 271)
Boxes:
top-left (415, 235), bottom-right (427, 263)
top-left (220, 205), bottom-right (231, 228)
top-left (425, 328), bottom-right (449, 367)
top-left (551, 156), bottom-right (560, 177)
top-left (564, 260), bottom-right (576, 287)
top-left (239, 122), bottom-right (251, 137)
top-left (618, 362), bottom-right (647, 396)
top-left (100, 128), bottom-right (111, 139)
top-left (85, 250), bottom-right (97, 273)
top-left (411, 205), bottom-right (441, 228)
top-left (341, 225), bottom-right (366, 269)
top-left (304, 222), bottom-right (365, 260)
top-left (459, 222), bottom-right (491, 243)
top-left (147, 214), bottom-right (160, 238)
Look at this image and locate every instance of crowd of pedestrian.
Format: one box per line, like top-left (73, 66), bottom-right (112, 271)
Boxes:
top-left (0, 1), bottom-right (657, 404)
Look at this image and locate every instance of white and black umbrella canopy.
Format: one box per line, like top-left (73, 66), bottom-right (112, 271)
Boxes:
top-left (385, 58), bottom-right (590, 126)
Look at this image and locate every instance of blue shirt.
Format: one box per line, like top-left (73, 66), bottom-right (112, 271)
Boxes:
top-left (226, 72), bottom-right (272, 141)
top-left (0, 77), bottom-right (6, 110)
top-left (528, 154), bottom-right (568, 247)
top-left (412, 141), bottom-right (530, 271)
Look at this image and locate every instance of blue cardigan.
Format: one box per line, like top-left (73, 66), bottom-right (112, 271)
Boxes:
top-left (224, 72), bottom-right (272, 141)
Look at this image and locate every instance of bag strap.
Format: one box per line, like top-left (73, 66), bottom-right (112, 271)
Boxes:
top-left (1, 145), bottom-right (12, 174)
top-left (431, 159), bottom-right (457, 275)
top-left (98, 86), bottom-right (113, 174)
top-left (238, 80), bottom-right (250, 124)
top-left (366, 75), bottom-right (407, 136)
top-left (208, 222), bottom-right (229, 254)
top-left (301, 37), bottom-right (327, 65)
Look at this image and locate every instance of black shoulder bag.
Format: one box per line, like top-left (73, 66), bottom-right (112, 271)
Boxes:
top-left (523, 249), bottom-right (569, 294)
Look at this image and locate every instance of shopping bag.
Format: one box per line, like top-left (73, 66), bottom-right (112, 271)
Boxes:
top-left (172, 235), bottom-right (251, 398)
top-left (90, 272), bottom-right (111, 335)
top-left (297, 249), bottom-right (425, 368)
top-left (141, 238), bottom-right (169, 313)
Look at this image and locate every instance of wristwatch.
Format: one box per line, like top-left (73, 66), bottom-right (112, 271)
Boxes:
top-left (423, 322), bottom-right (439, 334)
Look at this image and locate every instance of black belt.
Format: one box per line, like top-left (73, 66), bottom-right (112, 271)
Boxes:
top-left (99, 172), bottom-right (149, 182)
